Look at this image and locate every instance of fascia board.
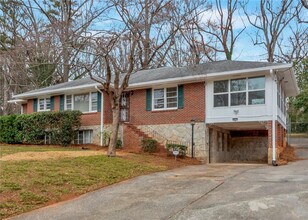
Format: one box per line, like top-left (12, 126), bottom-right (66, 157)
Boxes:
top-left (127, 64), bottom-right (292, 89)
top-left (13, 83), bottom-right (102, 99)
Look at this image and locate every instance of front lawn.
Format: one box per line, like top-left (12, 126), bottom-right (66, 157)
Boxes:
top-left (0, 145), bottom-right (82, 158)
top-left (0, 145), bottom-right (197, 219)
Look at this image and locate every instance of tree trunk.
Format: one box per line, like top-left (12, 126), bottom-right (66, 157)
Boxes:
top-left (108, 105), bottom-right (120, 157)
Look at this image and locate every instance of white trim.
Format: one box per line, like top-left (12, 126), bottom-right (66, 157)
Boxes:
top-left (13, 83), bottom-right (101, 99)
top-left (127, 64), bottom-right (293, 90)
top-left (95, 86), bottom-right (104, 146)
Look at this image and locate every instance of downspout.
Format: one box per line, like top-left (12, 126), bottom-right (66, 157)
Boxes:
top-left (95, 86), bottom-right (104, 146)
top-left (270, 69), bottom-right (278, 166)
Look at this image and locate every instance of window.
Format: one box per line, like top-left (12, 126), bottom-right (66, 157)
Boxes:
top-left (91, 92), bottom-right (98, 111)
top-left (38, 98), bottom-right (50, 111)
top-left (153, 87), bottom-right (178, 110)
top-left (213, 76), bottom-right (265, 107)
top-left (248, 76), bottom-right (265, 105)
top-left (66, 95), bottom-right (72, 110)
top-left (74, 130), bottom-right (93, 144)
top-left (230, 78), bottom-right (246, 106)
top-left (66, 92), bottom-right (98, 112)
top-left (214, 80), bottom-right (228, 107)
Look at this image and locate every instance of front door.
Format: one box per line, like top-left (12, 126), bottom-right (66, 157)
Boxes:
top-left (120, 92), bottom-right (130, 122)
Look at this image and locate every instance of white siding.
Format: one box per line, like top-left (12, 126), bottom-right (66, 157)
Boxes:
top-left (206, 73), bottom-right (286, 126)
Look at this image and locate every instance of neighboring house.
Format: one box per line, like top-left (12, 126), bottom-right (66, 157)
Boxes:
top-left (10, 61), bottom-right (299, 165)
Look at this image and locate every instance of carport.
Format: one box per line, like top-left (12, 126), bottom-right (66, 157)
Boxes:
top-left (208, 122), bottom-right (269, 163)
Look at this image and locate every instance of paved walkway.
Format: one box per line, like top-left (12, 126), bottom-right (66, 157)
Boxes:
top-left (9, 138), bottom-right (308, 220)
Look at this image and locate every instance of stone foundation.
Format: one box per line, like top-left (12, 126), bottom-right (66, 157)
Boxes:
top-left (137, 123), bottom-right (207, 160)
top-left (230, 137), bottom-right (268, 162)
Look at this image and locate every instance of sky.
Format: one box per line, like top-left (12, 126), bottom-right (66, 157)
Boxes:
top-left (201, 0), bottom-right (307, 61)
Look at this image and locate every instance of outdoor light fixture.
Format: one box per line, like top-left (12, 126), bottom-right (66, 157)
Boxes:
top-left (190, 119), bottom-right (195, 158)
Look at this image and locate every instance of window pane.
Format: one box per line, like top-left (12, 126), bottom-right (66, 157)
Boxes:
top-left (45, 98), bottom-right (50, 110)
top-left (66, 95), bottom-right (72, 110)
top-left (249, 90), bottom-right (265, 105)
top-left (78, 131), bottom-right (83, 144)
top-left (248, 76), bottom-right (265, 90)
top-left (231, 78), bottom-right (246, 91)
top-left (231, 92), bottom-right (246, 106)
top-left (91, 92), bottom-right (98, 111)
top-left (154, 89), bottom-right (164, 99)
top-left (39, 99), bottom-right (45, 110)
top-left (154, 98), bottom-right (164, 109)
top-left (167, 102), bottom-right (177, 108)
top-left (214, 94), bottom-right (228, 107)
top-left (214, 80), bottom-right (228, 93)
top-left (74, 94), bottom-right (89, 112)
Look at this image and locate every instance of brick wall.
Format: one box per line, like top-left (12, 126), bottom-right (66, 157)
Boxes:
top-left (103, 92), bottom-right (113, 124)
top-left (27, 99), bottom-right (34, 114)
top-left (53, 96), bottom-right (60, 111)
top-left (129, 82), bottom-right (205, 125)
top-left (123, 125), bottom-right (143, 152)
top-left (267, 120), bottom-right (287, 164)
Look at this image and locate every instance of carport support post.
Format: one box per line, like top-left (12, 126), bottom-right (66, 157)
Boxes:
top-left (270, 70), bottom-right (278, 166)
top-left (191, 119), bottom-right (195, 158)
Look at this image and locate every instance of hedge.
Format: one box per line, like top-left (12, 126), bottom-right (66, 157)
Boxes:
top-left (0, 111), bottom-right (82, 146)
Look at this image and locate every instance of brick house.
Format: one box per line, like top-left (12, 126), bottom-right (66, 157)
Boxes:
top-left (10, 61), bottom-right (299, 165)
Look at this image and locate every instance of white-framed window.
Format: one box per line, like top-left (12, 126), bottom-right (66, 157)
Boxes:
top-left (74, 130), bottom-right (93, 144)
top-left (214, 80), bottom-right (229, 107)
top-left (153, 87), bottom-right (178, 110)
top-left (38, 98), bottom-right (51, 111)
top-left (213, 76), bottom-right (265, 107)
top-left (248, 76), bottom-right (265, 105)
top-left (66, 95), bottom-right (72, 110)
top-left (65, 92), bottom-right (98, 112)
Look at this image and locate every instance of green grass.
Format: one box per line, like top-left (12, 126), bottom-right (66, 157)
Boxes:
top-left (0, 145), bottom-right (83, 158)
top-left (0, 153), bottom-right (166, 218)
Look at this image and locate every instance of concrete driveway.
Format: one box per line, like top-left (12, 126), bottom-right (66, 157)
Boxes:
top-left (9, 138), bottom-right (308, 220)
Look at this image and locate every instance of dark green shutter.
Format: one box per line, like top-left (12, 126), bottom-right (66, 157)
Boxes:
top-left (33, 98), bottom-right (38, 112)
top-left (146, 89), bottom-right (152, 111)
top-left (50, 96), bottom-right (55, 110)
top-left (178, 85), bottom-right (184, 109)
top-left (60, 95), bottom-right (64, 111)
top-left (97, 92), bottom-right (102, 112)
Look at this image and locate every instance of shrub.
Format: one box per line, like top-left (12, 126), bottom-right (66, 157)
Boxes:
top-left (0, 111), bottom-right (82, 146)
top-left (116, 139), bottom-right (122, 149)
top-left (166, 143), bottom-right (187, 157)
top-left (0, 115), bottom-right (19, 144)
top-left (141, 138), bottom-right (157, 153)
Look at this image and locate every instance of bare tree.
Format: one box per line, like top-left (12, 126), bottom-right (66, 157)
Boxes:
top-left (198, 0), bottom-right (245, 60)
top-left (276, 25), bottom-right (308, 62)
top-left (86, 32), bottom-right (137, 156)
top-left (31, 0), bottom-right (111, 82)
top-left (242, 0), bottom-right (301, 62)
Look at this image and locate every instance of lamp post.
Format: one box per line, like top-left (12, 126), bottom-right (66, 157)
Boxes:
top-left (191, 119), bottom-right (195, 158)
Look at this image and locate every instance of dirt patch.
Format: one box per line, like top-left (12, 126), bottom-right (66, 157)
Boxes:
top-left (278, 145), bottom-right (297, 165)
top-left (0, 150), bottom-right (128, 161)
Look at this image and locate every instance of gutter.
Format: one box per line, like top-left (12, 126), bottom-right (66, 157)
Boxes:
top-left (95, 86), bottom-right (104, 146)
top-left (270, 69), bottom-right (278, 166)
top-left (127, 64), bottom-right (293, 90)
